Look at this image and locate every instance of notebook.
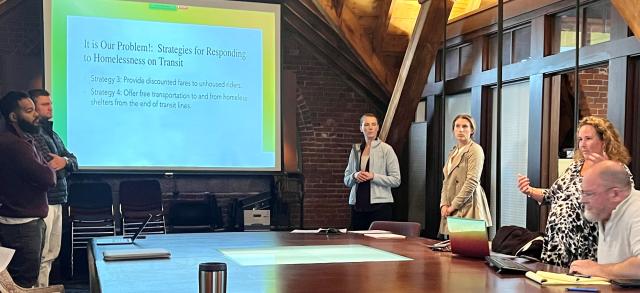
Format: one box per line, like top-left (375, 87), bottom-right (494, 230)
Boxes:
top-left (103, 248), bottom-right (171, 261)
top-left (525, 271), bottom-right (610, 285)
top-left (96, 214), bottom-right (152, 246)
top-left (446, 217), bottom-right (490, 258)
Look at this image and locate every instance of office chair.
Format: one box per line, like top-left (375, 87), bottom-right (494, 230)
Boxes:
top-left (119, 180), bottom-right (166, 236)
top-left (369, 221), bottom-right (421, 237)
top-left (67, 182), bottom-right (116, 278)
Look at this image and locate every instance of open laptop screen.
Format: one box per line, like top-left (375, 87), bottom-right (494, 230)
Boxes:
top-left (447, 217), bottom-right (490, 258)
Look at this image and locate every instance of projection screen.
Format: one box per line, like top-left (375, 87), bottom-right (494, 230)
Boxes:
top-left (43, 0), bottom-right (281, 172)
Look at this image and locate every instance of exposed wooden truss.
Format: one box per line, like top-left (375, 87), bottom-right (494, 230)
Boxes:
top-left (312, 0), bottom-right (420, 95)
top-left (310, 0), bottom-right (494, 154)
top-left (611, 0), bottom-right (640, 40)
top-left (380, 0), bottom-right (454, 153)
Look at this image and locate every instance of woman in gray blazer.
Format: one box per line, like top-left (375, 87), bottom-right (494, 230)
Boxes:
top-left (439, 114), bottom-right (492, 236)
top-left (344, 113), bottom-right (401, 230)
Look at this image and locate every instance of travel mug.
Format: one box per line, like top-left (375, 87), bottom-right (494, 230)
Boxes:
top-left (199, 262), bottom-right (227, 293)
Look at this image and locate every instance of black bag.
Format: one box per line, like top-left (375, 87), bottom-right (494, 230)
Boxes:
top-left (492, 226), bottom-right (544, 260)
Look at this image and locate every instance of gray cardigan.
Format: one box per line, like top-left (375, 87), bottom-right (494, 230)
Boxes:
top-left (344, 139), bottom-right (401, 205)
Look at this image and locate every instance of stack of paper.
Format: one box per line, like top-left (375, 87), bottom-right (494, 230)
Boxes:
top-left (363, 233), bottom-right (406, 239)
top-left (525, 271), bottom-right (610, 285)
top-left (290, 228), bottom-right (348, 234)
top-left (348, 230), bottom-right (391, 234)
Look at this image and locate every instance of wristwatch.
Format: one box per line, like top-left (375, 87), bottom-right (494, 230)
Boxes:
top-left (63, 156), bottom-right (69, 165)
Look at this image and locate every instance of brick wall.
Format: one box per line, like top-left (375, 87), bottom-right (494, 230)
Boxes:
top-left (283, 33), bottom-right (381, 229)
top-left (579, 64), bottom-right (609, 118)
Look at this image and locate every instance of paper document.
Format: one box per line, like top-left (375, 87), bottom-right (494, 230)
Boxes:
top-left (525, 271), bottom-right (609, 285)
top-left (290, 228), bottom-right (348, 234)
top-left (0, 247), bottom-right (15, 272)
top-left (348, 230), bottom-right (391, 234)
top-left (290, 229), bottom-right (321, 234)
top-left (364, 233), bottom-right (406, 239)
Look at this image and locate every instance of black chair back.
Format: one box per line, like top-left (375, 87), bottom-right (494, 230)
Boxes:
top-left (68, 182), bottom-right (114, 220)
top-left (118, 179), bottom-right (166, 235)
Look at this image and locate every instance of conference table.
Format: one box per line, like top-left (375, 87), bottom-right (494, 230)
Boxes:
top-left (88, 232), bottom-right (639, 292)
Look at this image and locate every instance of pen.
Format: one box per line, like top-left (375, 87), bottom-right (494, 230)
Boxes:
top-left (566, 287), bottom-right (599, 292)
top-left (569, 273), bottom-right (592, 278)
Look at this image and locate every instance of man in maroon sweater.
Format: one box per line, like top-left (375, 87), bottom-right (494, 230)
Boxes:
top-left (0, 91), bottom-right (56, 288)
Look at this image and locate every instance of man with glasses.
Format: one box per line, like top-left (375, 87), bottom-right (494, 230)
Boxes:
top-left (569, 160), bottom-right (640, 279)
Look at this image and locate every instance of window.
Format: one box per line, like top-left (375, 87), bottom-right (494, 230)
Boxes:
top-left (435, 43), bottom-right (474, 81)
top-left (445, 47), bottom-right (459, 80)
top-left (491, 81), bottom-right (530, 229)
top-left (512, 26), bottom-right (532, 64)
top-left (552, 1), bottom-right (614, 54)
top-left (487, 25), bottom-right (531, 70)
top-left (459, 44), bottom-right (474, 76)
top-left (554, 64), bottom-right (610, 157)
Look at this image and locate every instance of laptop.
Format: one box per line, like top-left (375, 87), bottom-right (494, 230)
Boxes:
top-left (96, 214), bottom-right (152, 246)
top-left (103, 248), bottom-right (171, 261)
top-left (446, 217), bottom-right (490, 258)
top-left (485, 255), bottom-right (531, 274)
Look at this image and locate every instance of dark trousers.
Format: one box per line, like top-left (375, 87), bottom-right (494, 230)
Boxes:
top-left (0, 218), bottom-right (45, 288)
top-left (350, 204), bottom-right (393, 231)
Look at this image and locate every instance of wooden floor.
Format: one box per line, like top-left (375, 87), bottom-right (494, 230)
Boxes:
top-left (88, 232), bottom-right (640, 293)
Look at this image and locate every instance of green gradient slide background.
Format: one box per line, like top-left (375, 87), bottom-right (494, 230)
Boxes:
top-left (50, 0), bottom-right (277, 152)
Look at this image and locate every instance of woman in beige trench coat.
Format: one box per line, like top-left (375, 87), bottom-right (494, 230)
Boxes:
top-left (439, 114), bottom-right (492, 236)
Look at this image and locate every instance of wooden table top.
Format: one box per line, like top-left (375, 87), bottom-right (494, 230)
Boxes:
top-left (88, 232), bottom-right (640, 293)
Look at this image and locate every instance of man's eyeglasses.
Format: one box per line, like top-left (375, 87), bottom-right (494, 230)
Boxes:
top-left (582, 186), bottom-right (615, 197)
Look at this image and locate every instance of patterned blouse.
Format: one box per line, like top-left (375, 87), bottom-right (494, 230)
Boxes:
top-left (541, 160), bottom-right (597, 267)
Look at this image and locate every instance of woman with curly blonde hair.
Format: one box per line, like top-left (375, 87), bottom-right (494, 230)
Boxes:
top-left (572, 116), bottom-right (630, 165)
top-left (516, 116), bottom-right (632, 267)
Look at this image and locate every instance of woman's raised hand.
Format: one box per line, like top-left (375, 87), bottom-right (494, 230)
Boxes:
top-left (585, 151), bottom-right (609, 164)
top-left (516, 174), bottom-right (531, 196)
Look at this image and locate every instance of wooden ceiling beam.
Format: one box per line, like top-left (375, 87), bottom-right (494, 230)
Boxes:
top-left (380, 0), bottom-right (454, 154)
top-left (372, 0), bottom-right (394, 54)
top-left (282, 0), bottom-right (389, 109)
top-left (313, 0), bottom-right (396, 94)
top-left (611, 0), bottom-right (640, 40)
top-left (382, 34), bottom-right (410, 53)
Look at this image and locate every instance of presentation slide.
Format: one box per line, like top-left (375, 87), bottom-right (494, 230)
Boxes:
top-left (44, 0), bottom-right (281, 171)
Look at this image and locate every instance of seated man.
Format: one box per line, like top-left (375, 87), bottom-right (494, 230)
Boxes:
top-left (569, 160), bottom-right (640, 279)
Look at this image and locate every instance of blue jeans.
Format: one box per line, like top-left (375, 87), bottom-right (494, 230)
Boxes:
top-left (0, 218), bottom-right (45, 288)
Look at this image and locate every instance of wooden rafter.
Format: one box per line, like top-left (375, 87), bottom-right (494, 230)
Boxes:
top-left (313, 0), bottom-right (396, 95)
top-left (450, 0), bottom-right (482, 19)
top-left (611, 0), bottom-right (640, 40)
top-left (282, 0), bottom-right (389, 109)
top-left (380, 0), bottom-right (454, 154)
top-left (372, 0), bottom-right (394, 54)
